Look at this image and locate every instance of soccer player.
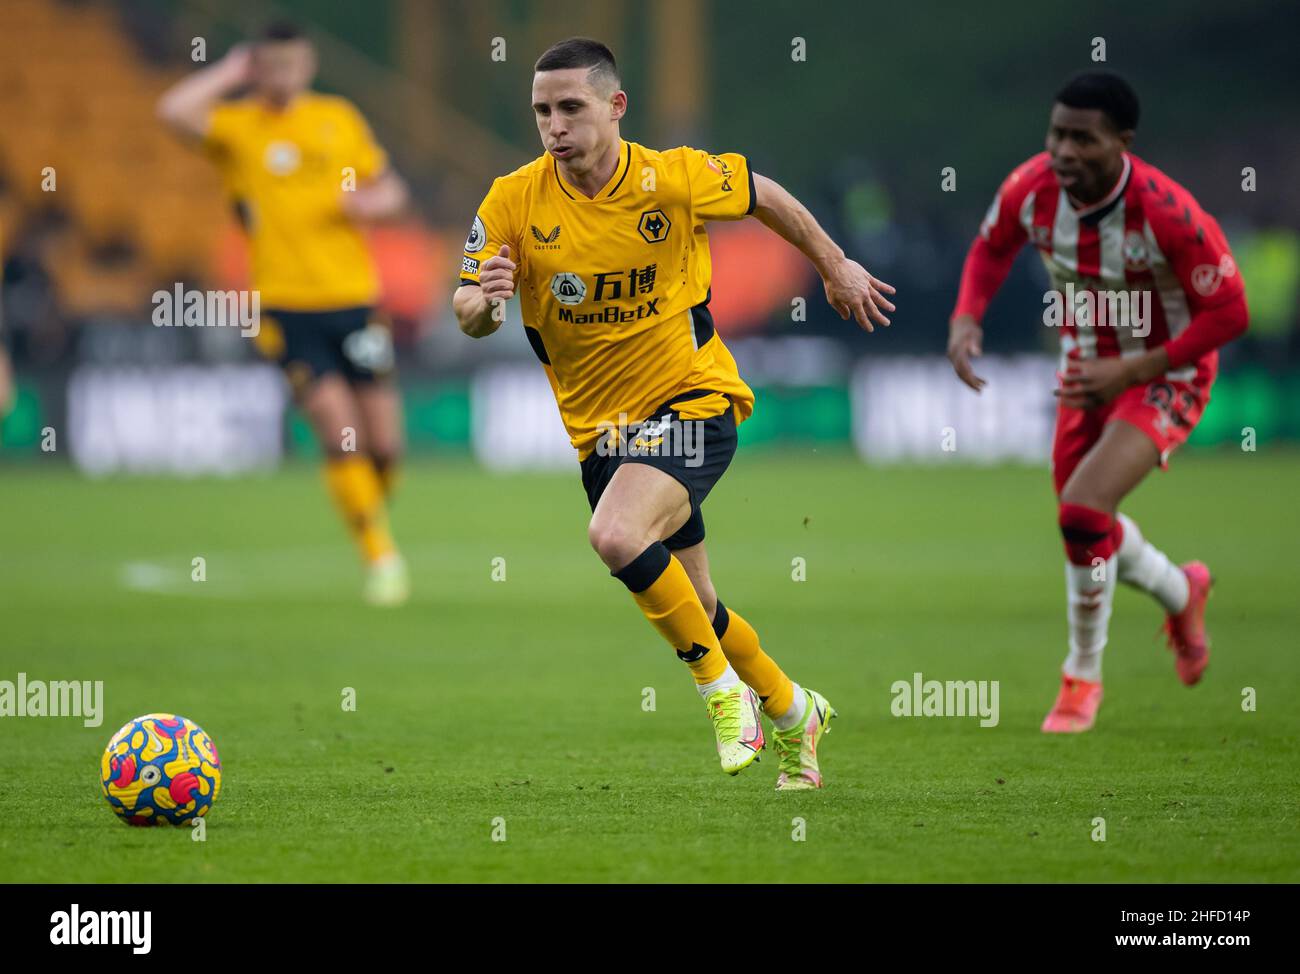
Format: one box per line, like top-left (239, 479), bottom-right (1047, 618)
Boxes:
top-left (453, 38), bottom-right (895, 789)
top-left (0, 311), bottom-right (11, 436)
top-left (948, 73), bottom-right (1249, 732)
top-left (158, 22), bottom-right (412, 605)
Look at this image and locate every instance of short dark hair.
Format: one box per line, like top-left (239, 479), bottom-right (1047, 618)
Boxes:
top-left (261, 20), bottom-right (305, 43)
top-left (1055, 72), bottom-right (1140, 132)
top-left (534, 37), bottom-right (620, 91)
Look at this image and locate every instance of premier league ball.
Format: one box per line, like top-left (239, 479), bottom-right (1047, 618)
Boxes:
top-left (100, 713), bottom-right (221, 826)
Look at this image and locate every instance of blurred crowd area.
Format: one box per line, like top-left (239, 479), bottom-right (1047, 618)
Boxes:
top-left (1, 0), bottom-right (1297, 379)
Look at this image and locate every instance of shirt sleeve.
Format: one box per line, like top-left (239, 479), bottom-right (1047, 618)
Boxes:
top-left (1164, 298), bottom-right (1248, 369)
top-left (952, 236), bottom-right (1020, 325)
top-left (950, 165), bottom-right (1033, 323)
top-left (684, 148), bottom-right (755, 223)
top-left (1148, 190), bottom-right (1245, 315)
top-left (202, 102), bottom-right (240, 163)
top-left (975, 168), bottom-right (1031, 257)
top-left (459, 177), bottom-right (520, 285)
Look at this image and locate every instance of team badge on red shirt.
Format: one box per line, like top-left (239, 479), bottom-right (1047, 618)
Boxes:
top-left (1123, 230), bottom-right (1150, 272)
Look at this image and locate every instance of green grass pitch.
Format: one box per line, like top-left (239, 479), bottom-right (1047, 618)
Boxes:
top-left (1, 450), bottom-right (1296, 882)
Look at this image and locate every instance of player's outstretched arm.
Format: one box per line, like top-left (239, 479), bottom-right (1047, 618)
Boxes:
top-left (341, 169), bottom-right (410, 222)
top-left (156, 44), bottom-right (253, 141)
top-left (750, 172), bottom-right (895, 332)
top-left (948, 236), bottom-right (1021, 393)
top-left (453, 245), bottom-right (515, 338)
top-left (948, 165), bottom-right (1033, 393)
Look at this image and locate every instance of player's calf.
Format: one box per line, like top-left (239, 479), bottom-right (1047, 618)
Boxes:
top-left (611, 542), bottom-right (763, 774)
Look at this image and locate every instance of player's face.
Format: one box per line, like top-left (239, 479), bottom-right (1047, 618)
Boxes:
top-left (252, 40), bottom-right (316, 105)
top-left (531, 68), bottom-right (624, 171)
top-left (1046, 104), bottom-right (1131, 203)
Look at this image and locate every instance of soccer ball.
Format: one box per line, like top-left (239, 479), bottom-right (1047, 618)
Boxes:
top-left (100, 713), bottom-right (221, 826)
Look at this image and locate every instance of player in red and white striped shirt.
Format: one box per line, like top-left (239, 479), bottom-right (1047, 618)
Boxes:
top-left (948, 73), bottom-right (1249, 732)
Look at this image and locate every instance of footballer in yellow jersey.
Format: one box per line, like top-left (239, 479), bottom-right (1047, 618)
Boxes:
top-left (203, 92), bottom-right (386, 311)
top-left (461, 139), bottom-right (756, 460)
top-left (0, 229), bottom-right (11, 433)
top-left (453, 38), bottom-right (896, 790)
top-left (160, 21), bottom-right (412, 606)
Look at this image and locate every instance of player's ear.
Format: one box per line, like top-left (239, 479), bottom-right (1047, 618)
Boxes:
top-left (1117, 129), bottom-right (1135, 151)
top-left (610, 89), bottom-right (627, 122)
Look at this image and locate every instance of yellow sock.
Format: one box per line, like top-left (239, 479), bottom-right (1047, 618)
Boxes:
top-left (713, 603), bottom-right (795, 718)
top-left (615, 543), bottom-right (727, 685)
top-left (323, 455), bottom-right (395, 564)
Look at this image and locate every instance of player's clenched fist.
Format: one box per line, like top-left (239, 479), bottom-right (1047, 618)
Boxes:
top-left (480, 245), bottom-right (517, 306)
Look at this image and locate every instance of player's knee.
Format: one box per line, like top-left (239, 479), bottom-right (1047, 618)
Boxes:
top-left (588, 517), bottom-right (646, 571)
top-left (307, 409), bottom-right (364, 455)
top-left (1058, 501), bottom-right (1120, 566)
top-left (364, 418), bottom-right (405, 465)
top-left (322, 433), bottom-right (368, 460)
top-left (318, 426), bottom-right (361, 460)
top-left (1058, 480), bottom-right (1113, 513)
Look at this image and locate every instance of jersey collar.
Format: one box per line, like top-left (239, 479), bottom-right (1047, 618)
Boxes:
top-left (553, 141), bottom-right (632, 202)
top-left (255, 92), bottom-right (307, 117)
top-left (1066, 153), bottom-right (1132, 223)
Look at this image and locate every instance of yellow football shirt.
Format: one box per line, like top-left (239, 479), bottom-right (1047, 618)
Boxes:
top-left (205, 93), bottom-right (387, 310)
top-left (460, 140), bottom-right (757, 459)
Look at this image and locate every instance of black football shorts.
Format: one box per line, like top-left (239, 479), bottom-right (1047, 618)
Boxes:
top-left (256, 306), bottom-right (395, 392)
top-left (579, 391), bottom-right (739, 550)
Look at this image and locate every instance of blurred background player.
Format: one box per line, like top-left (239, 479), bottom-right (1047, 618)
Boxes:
top-left (454, 39), bottom-right (895, 789)
top-left (948, 72), bottom-right (1249, 732)
top-left (157, 21), bottom-right (412, 606)
top-left (0, 276), bottom-right (11, 436)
